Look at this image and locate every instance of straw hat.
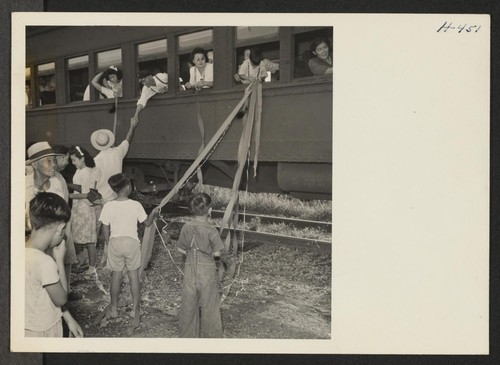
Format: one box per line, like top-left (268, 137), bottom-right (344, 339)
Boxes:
top-left (90, 129), bottom-right (115, 151)
top-left (154, 72), bottom-right (168, 85)
top-left (25, 141), bottom-right (61, 165)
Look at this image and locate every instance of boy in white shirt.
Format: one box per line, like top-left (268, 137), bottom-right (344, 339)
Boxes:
top-left (25, 192), bottom-right (83, 337)
top-left (99, 173), bottom-right (159, 327)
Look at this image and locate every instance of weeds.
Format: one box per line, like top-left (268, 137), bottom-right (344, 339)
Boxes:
top-left (194, 185), bottom-right (332, 222)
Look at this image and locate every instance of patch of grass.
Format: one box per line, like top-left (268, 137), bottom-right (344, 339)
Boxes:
top-left (194, 185), bottom-right (332, 222)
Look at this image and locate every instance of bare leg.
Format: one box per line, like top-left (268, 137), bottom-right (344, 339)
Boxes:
top-left (128, 268), bottom-right (141, 327)
top-left (87, 242), bottom-right (97, 269)
top-left (109, 270), bottom-right (122, 317)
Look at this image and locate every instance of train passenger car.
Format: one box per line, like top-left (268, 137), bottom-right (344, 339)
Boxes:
top-left (25, 26), bottom-right (333, 200)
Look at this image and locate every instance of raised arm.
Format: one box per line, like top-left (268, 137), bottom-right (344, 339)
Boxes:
top-left (131, 104), bottom-right (144, 125)
top-left (90, 72), bottom-right (105, 93)
top-left (45, 242), bottom-right (68, 306)
top-left (125, 115), bottom-right (139, 143)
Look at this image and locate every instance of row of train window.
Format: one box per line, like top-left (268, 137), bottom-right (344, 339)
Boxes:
top-left (26, 27), bottom-right (332, 107)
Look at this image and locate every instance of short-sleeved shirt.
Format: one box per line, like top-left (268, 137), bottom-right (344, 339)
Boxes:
top-left (25, 248), bottom-right (62, 332)
top-left (239, 59), bottom-right (279, 81)
top-left (99, 199), bottom-right (148, 241)
top-left (100, 80), bottom-right (123, 99)
top-left (308, 56), bottom-right (333, 76)
top-left (176, 220), bottom-right (225, 257)
top-left (137, 84), bottom-right (167, 108)
top-left (94, 140), bottom-right (129, 202)
top-left (189, 63), bottom-right (214, 86)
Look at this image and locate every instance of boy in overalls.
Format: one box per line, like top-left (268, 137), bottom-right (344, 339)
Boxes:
top-left (177, 193), bottom-right (225, 337)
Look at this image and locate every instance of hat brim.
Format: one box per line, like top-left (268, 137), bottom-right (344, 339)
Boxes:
top-left (25, 152), bottom-right (62, 165)
top-left (91, 129), bottom-right (115, 151)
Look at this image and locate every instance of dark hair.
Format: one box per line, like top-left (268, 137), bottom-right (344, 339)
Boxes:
top-left (51, 144), bottom-right (69, 155)
top-left (249, 48), bottom-right (264, 67)
top-left (101, 66), bottom-right (123, 82)
top-left (68, 145), bottom-right (95, 168)
top-left (309, 38), bottom-right (331, 54)
top-left (189, 193), bottom-right (212, 216)
top-left (108, 173), bottom-right (131, 194)
top-left (29, 192), bottom-right (71, 230)
top-left (190, 47), bottom-right (209, 63)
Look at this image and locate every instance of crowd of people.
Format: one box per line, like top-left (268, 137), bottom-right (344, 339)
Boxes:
top-left (28, 39), bottom-right (332, 108)
top-left (24, 40), bottom-right (331, 339)
top-left (24, 113), bottom-right (226, 338)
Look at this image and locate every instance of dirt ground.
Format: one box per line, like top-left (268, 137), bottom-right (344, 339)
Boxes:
top-left (67, 229), bottom-right (331, 339)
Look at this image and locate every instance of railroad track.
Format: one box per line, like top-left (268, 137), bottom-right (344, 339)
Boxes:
top-left (161, 204), bottom-right (332, 232)
top-left (156, 205), bottom-right (332, 252)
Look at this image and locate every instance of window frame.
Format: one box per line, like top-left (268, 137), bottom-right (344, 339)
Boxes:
top-left (232, 26), bottom-right (282, 89)
top-left (65, 53), bottom-right (90, 104)
top-left (35, 61), bottom-right (57, 107)
top-left (175, 28), bottom-right (214, 94)
top-left (135, 37), bottom-right (169, 98)
top-left (291, 26), bottom-right (334, 81)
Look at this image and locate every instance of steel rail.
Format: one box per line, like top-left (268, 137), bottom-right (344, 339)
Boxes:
top-left (161, 205), bottom-right (332, 232)
top-left (160, 220), bottom-right (331, 253)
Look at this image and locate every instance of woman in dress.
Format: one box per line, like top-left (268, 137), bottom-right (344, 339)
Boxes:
top-left (68, 146), bottom-right (100, 278)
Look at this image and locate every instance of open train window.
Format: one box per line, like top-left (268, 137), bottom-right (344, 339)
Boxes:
top-left (67, 55), bottom-right (89, 102)
top-left (177, 29), bottom-right (213, 91)
top-left (136, 39), bottom-right (168, 94)
top-left (36, 62), bottom-right (56, 106)
top-left (94, 48), bottom-right (123, 99)
top-left (234, 26), bottom-right (280, 85)
top-left (25, 67), bottom-right (32, 108)
top-left (293, 27), bottom-right (333, 79)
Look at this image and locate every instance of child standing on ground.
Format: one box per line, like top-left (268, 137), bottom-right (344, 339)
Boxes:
top-left (25, 192), bottom-right (84, 337)
top-left (99, 173), bottom-right (159, 327)
top-left (68, 146), bottom-right (100, 277)
top-left (177, 193), bottom-right (225, 338)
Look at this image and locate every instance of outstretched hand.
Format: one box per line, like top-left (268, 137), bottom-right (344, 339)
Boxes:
top-left (131, 116), bottom-right (139, 127)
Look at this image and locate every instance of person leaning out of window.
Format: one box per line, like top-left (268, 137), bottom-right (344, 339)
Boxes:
top-left (307, 38), bottom-right (333, 76)
top-left (184, 47), bottom-right (214, 91)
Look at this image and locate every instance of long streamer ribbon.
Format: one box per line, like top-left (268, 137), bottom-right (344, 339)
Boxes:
top-left (196, 100), bottom-right (205, 185)
top-left (219, 82), bottom-right (264, 303)
top-left (112, 97), bottom-right (118, 137)
top-left (139, 82), bottom-right (256, 277)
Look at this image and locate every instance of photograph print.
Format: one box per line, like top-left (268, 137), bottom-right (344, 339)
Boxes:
top-left (19, 21), bottom-right (333, 346)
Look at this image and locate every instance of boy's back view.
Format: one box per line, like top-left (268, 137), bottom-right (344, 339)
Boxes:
top-left (99, 173), bottom-right (158, 326)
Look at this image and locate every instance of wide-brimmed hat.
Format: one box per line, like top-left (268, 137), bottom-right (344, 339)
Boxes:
top-left (90, 129), bottom-right (115, 151)
top-left (25, 141), bottom-right (62, 165)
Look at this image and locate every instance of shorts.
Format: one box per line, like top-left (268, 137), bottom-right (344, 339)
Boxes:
top-left (107, 236), bottom-right (141, 271)
top-left (25, 318), bottom-right (63, 337)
